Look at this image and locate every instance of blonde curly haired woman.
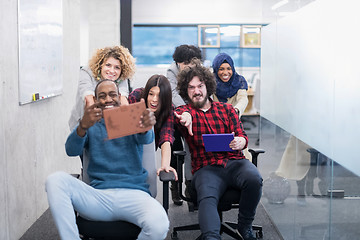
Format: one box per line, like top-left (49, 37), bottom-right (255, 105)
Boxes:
top-left (69, 45), bottom-right (136, 130)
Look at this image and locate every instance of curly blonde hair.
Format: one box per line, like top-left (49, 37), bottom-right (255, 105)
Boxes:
top-left (89, 45), bottom-right (136, 81)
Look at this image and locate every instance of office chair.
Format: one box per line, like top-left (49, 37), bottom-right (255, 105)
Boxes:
top-left (75, 140), bottom-right (175, 240)
top-left (170, 149), bottom-right (265, 240)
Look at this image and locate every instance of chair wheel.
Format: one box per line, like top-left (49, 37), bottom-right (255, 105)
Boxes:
top-left (171, 232), bottom-right (179, 240)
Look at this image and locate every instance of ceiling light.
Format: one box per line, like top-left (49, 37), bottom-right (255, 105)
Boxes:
top-left (271, 0), bottom-right (289, 10)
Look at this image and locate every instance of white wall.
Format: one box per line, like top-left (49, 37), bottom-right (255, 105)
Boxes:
top-left (132, 0), bottom-right (316, 25)
top-left (0, 0), bottom-right (81, 239)
top-left (132, 0), bottom-right (266, 24)
top-left (0, 1), bottom-right (124, 238)
top-left (261, 0), bottom-right (360, 175)
top-left (80, 0), bottom-right (90, 67)
top-left (81, 0), bottom-right (120, 66)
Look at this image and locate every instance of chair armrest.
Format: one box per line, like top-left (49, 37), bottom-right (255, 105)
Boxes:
top-left (159, 171), bottom-right (176, 182)
top-left (173, 150), bottom-right (192, 202)
top-left (173, 150), bottom-right (186, 157)
top-left (248, 148), bottom-right (265, 167)
top-left (159, 170), bottom-right (175, 214)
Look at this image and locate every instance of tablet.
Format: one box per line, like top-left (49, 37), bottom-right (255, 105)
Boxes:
top-left (103, 101), bottom-right (152, 139)
top-left (202, 133), bottom-right (235, 152)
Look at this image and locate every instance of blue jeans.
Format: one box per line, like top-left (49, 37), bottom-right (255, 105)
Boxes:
top-left (45, 171), bottom-right (169, 240)
top-left (192, 160), bottom-right (263, 240)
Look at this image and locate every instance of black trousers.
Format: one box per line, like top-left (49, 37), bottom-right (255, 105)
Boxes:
top-left (192, 160), bottom-right (263, 240)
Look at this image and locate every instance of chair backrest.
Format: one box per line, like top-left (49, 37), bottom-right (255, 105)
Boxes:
top-left (141, 139), bottom-right (157, 197)
top-left (81, 137), bottom-right (157, 197)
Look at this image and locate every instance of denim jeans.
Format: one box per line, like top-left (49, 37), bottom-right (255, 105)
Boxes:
top-left (192, 159), bottom-right (263, 240)
top-left (45, 171), bottom-right (169, 240)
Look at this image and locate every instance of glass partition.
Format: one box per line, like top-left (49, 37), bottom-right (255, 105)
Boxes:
top-left (259, 0), bottom-right (360, 239)
top-left (256, 118), bottom-right (360, 239)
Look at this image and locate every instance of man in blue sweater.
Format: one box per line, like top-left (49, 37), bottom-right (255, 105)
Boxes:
top-left (45, 80), bottom-right (169, 240)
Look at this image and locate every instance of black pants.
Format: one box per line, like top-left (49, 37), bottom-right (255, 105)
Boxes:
top-left (192, 160), bottom-right (263, 240)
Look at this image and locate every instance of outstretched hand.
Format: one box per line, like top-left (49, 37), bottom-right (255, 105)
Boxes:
top-left (174, 111), bottom-right (193, 136)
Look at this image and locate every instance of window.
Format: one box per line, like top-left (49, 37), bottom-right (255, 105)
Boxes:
top-left (132, 26), bottom-right (197, 65)
top-left (132, 24), bottom-right (263, 67)
top-left (202, 25), bottom-right (261, 67)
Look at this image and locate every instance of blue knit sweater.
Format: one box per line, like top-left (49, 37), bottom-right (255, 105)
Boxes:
top-left (65, 119), bottom-right (154, 194)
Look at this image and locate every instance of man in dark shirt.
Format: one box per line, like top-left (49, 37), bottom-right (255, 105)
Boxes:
top-left (174, 61), bottom-right (262, 240)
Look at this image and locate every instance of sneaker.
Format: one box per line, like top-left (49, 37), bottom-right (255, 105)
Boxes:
top-left (236, 225), bottom-right (256, 240)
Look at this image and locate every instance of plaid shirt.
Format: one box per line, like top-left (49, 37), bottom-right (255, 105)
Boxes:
top-left (128, 88), bottom-right (175, 149)
top-left (175, 100), bottom-right (248, 174)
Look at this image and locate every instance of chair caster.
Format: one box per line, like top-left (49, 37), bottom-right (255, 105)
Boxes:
top-left (171, 231), bottom-right (179, 240)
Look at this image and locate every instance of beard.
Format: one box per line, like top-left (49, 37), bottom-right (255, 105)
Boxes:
top-left (189, 94), bottom-right (208, 109)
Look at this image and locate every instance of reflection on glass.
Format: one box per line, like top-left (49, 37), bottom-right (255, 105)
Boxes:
top-left (132, 25), bottom-right (261, 66)
top-left (263, 172), bottom-right (291, 204)
top-left (241, 26), bottom-right (261, 48)
top-left (203, 48), bottom-right (260, 68)
top-left (133, 26), bottom-right (197, 65)
top-left (220, 25), bottom-right (240, 48)
top-left (203, 48), bottom-right (220, 64)
top-left (198, 25), bottom-right (220, 48)
top-left (259, 119), bottom-right (360, 239)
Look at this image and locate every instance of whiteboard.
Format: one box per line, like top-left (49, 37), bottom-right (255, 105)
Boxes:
top-left (18, 0), bottom-right (63, 105)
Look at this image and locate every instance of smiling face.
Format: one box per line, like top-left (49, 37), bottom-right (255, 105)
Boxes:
top-left (95, 80), bottom-right (120, 110)
top-left (100, 57), bottom-right (122, 81)
top-left (147, 86), bottom-right (161, 113)
top-left (187, 76), bottom-right (209, 109)
top-left (217, 62), bottom-right (233, 82)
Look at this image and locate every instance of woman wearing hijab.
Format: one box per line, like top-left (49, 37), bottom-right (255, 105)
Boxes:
top-left (212, 53), bottom-right (253, 162)
top-left (212, 53), bottom-right (249, 117)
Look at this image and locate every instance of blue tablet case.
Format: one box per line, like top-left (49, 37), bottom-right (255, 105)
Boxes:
top-left (202, 133), bottom-right (235, 152)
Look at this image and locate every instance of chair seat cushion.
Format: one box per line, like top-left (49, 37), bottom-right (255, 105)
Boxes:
top-left (218, 189), bottom-right (241, 211)
top-left (190, 187), bottom-right (241, 212)
top-left (77, 215), bottom-right (141, 239)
